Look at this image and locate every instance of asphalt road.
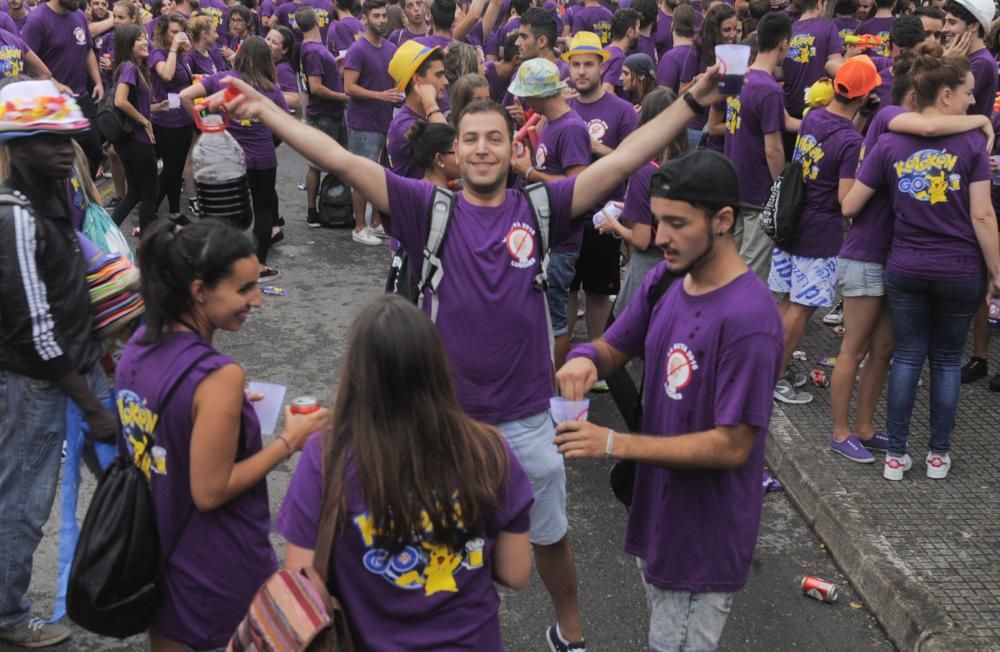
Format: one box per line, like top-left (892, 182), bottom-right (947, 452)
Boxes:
top-left (12, 147), bottom-right (894, 651)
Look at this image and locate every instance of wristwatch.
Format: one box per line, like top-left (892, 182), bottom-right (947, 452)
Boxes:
top-left (683, 91), bottom-right (706, 115)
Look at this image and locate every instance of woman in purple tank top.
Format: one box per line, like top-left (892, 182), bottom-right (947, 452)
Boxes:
top-left (114, 220), bottom-right (331, 651)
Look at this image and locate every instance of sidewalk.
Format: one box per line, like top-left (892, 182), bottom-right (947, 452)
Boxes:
top-left (766, 308), bottom-right (1000, 651)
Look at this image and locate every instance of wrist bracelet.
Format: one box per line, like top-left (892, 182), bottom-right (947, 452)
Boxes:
top-left (426, 108), bottom-right (442, 118)
top-left (683, 91), bottom-right (705, 115)
top-left (277, 434), bottom-right (292, 455)
top-left (524, 165), bottom-right (535, 181)
top-left (605, 429), bottom-right (616, 457)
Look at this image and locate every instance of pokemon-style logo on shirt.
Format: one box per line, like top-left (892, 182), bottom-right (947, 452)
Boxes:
top-left (664, 343), bottom-right (699, 400)
top-left (315, 8), bottom-right (330, 27)
top-left (201, 6), bottom-right (223, 29)
top-left (354, 506), bottom-right (486, 597)
top-left (786, 33), bottom-right (817, 64)
top-left (793, 134), bottom-right (824, 181)
top-left (725, 96), bottom-right (741, 135)
top-left (838, 28), bottom-right (855, 48)
top-left (587, 118), bottom-right (608, 144)
top-left (894, 148), bottom-right (961, 204)
top-left (593, 21), bottom-right (612, 45)
top-left (117, 389), bottom-right (167, 480)
top-left (871, 31), bottom-right (890, 57)
top-left (504, 221), bottom-right (538, 269)
top-left (0, 45), bottom-right (25, 79)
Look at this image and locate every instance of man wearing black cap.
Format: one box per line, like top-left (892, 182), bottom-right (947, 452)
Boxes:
top-left (553, 150), bottom-right (784, 652)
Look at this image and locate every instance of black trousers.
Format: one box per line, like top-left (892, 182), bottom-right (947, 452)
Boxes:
top-left (74, 94), bottom-right (103, 178)
top-left (153, 123), bottom-right (194, 214)
top-left (247, 167), bottom-right (277, 265)
top-left (111, 137), bottom-right (159, 230)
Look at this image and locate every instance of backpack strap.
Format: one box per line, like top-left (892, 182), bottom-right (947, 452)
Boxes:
top-left (521, 181), bottom-right (554, 362)
top-left (417, 187), bottom-right (456, 323)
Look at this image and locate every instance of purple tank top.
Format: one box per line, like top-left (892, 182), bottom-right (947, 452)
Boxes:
top-left (115, 327), bottom-right (277, 648)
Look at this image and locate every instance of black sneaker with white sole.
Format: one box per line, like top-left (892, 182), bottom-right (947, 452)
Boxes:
top-left (546, 625), bottom-right (586, 652)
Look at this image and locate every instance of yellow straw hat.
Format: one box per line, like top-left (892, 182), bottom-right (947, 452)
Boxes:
top-left (561, 31), bottom-right (610, 62)
top-left (388, 40), bottom-right (440, 92)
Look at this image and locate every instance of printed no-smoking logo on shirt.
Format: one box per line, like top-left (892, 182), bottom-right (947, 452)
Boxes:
top-left (664, 343), bottom-right (699, 400)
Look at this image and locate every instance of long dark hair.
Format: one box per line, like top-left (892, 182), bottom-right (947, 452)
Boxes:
top-left (136, 220), bottom-right (256, 344)
top-left (113, 23), bottom-right (150, 88)
top-left (322, 295), bottom-right (511, 555)
top-left (697, 3), bottom-right (737, 67)
top-left (640, 88), bottom-right (687, 162)
top-left (234, 36), bottom-right (276, 90)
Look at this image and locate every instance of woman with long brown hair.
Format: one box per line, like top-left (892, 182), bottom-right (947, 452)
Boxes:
top-left (276, 295), bottom-right (533, 650)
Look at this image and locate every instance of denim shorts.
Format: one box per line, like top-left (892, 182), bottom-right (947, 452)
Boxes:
top-left (545, 250), bottom-right (580, 337)
top-left (497, 410), bottom-right (567, 546)
top-left (837, 258), bottom-right (885, 297)
top-left (638, 559), bottom-right (735, 652)
top-left (305, 114), bottom-right (346, 170)
top-left (768, 248), bottom-right (838, 308)
top-left (347, 128), bottom-right (387, 166)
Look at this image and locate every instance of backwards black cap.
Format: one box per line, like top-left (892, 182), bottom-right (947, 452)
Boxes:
top-left (649, 149), bottom-right (762, 213)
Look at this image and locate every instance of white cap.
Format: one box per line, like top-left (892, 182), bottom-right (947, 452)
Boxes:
top-left (950, 0), bottom-right (995, 32)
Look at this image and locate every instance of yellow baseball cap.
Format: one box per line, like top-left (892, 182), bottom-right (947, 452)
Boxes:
top-left (388, 41), bottom-right (440, 93)
top-left (561, 31), bottom-right (610, 62)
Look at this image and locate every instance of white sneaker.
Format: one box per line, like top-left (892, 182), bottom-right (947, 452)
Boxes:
top-left (883, 453), bottom-right (912, 481)
top-left (369, 223), bottom-right (389, 239)
top-left (926, 452), bottom-right (951, 479)
top-left (822, 301), bottom-right (844, 325)
top-left (352, 227), bottom-right (381, 246)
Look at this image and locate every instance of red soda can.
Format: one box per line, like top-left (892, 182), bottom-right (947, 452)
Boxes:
top-left (810, 368), bottom-right (829, 387)
top-left (802, 576), bottom-right (838, 603)
top-left (290, 396), bottom-right (320, 415)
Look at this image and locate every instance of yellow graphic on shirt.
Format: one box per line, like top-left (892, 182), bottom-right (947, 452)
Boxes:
top-left (793, 134), bottom-right (824, 181)
top-left (354, 498), bottom-right (486, 597)
top-left (200, 6), bottom-right (223, 30)
top-left (593, 21), bottom-right (612, 45)
top-left (725, 96), bottom-right (741, 135)
top-left (0, 44), bottom-right (25, 79)
top-left (894, 148), bottom-right (961, 204)
top-left (315, 8), bottom-right (330, 28)
top-left (786, 33), bottom-right (817, 64)
top-left (117, 389), bottom-right (167, 480)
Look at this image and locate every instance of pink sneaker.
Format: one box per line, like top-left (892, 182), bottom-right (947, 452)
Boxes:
top-left (925, 452), bottom-right (951, 479)
top-left (883, 453), bottom-right (912, 481)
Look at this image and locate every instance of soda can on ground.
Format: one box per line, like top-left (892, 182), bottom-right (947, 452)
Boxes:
top-left (802, 576), bottom-right (838, 603)
top-left (290, 396), bottom-right (320, 415)
top-left (810, 368), bottom-right (829, 387)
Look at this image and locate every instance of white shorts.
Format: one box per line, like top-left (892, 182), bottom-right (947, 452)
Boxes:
top-left (768, 248), bottom-right (838, 308)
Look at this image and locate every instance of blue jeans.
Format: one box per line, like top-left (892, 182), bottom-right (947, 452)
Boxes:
top-left (884, 271), bottom-right (984, 457)
top-left (637, 559), bottom-right (734, 651)
top-left (545, 251), bottom-right (579, 337)
top-left (0, 366), bottom-right (111, 629)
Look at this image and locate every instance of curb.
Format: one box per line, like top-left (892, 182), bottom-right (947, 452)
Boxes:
top-left (765, 407), bottom-right (982, 652)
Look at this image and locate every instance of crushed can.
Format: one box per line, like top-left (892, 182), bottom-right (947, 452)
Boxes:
top-left (802, 576), bottom-right (838, 603)
top-left (810, 368), bottom-right (829, 387)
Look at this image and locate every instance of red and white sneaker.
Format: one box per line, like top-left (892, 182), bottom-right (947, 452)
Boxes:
top-left (925, 452), bottom-right (951, 480)
top-left (883, 453), bottom-right (912, 481)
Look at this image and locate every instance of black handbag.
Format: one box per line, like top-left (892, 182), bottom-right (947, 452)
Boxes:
top-left (67, 351), bottom-right (212, 638)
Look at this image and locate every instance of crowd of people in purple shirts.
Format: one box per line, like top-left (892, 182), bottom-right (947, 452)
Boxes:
top-left (1, 0), bottom-right (999, 647)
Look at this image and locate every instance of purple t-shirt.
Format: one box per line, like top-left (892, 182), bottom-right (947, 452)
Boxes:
top-left (602, 44), bottom-right (625, 98)
top-left (633, 34), bottom-right (656, 63)
top-left (148, 47), bottom-right (194, 127)
top-left (872, 65), bottom-right (892, 112)
top-left (534, 110), bottom-right (591, 254)
top-left (389, 25), bottom-right (425, 46)
top-left (484, 16), bottom-right (518, 58)
top-left (197, 0), bottom-right (229, 40)
top-left (572, 4), bottom-right (614, 44)
top-left (969, 48), bottom-right (998, 119)
top-left (275, 58), bottom-right (298, 94)
top-left (838, 104), bottom-right (902, 264)
top-left (187, 46), bottom-right (225, 76)
top-left (275, 434), bottom-right (533, 651)
top-left (724, 69), bottom-right (784, 206)
top-left (783, 17), bottom-right (842, 118)
top-left (383, 172), bottom-right (578, 423)
top-left (588, 265), bottom-right (782, 593)
top-left (23, 4), bottom-right (94, 95)
top-left (202, 70), bottom-right (288, 168)
top-left (621, 160), bottom-right (657, 232)
top-left (301, 38), bottom-right (344, 120)
top-left (655, 42), bottom-right (689, 92)
top-left (117, 61), bottom-right (153, 144)
top-left (484, 60), bottom-right (507, 101)
top-left (569, 90), bottom-right (638, 200)
top-left (855, 15), bottom-right (893, 57)
top-left (274, 0), bottom-right (302, 40)
top-left (785, 107), bottom-right (861, 258)
top-left (92, 25), bottom-right (112, 55)
top-left (386, 103), bottom-right (424, 179)
top-left (857, 130), bottom-right (991, 281)
top-left (115, 329), bottom-right (277, 649)
top-left (679, 47), bottom-right (707, 130)
top-left (343, 35), bottom-right (397, 133)
top-left (414, 32), bottom-right (452, 50)
top-left (2, 8), bottom-right (28, 35)
top-left (327, 14), bottom-right (363, 52)
top-left (834, 15), bottom-right (858, 46)
top-left (306, 0), bottom-right (335, 43)
top-left (652, 8), bottom-right (672, 57)
top-left (0, 27), bottom-right (30, 79)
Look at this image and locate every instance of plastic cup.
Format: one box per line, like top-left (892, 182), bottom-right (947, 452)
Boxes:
top-left (168, 92), bottom-right (180, 109)
top-left (549, 397), bottom-right (590, 425)
top-left (714, 44), bottom-right (751, 96)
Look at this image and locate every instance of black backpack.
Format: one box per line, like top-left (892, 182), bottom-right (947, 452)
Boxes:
top-left (67, 352), bottom-right (211, 638)
top-left (94, 77), bottom-right (135, 145)
top-left (605, 268), bottom-right (677, 508)
top-left (318, 173), bottom-right (354, 228)
top-left (759, 159), bottom-right (806, 247)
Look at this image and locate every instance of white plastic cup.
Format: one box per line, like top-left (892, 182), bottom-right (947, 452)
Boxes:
top-left (167, 92), bottom-right (181, 109)
top-left (549, 397), bottom-right (590, 424)
top-left (714, 44), bottom-right (751, 96)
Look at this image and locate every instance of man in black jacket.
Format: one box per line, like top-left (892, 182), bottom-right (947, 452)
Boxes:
top-left (0, 80), bottom-right (116, 649)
